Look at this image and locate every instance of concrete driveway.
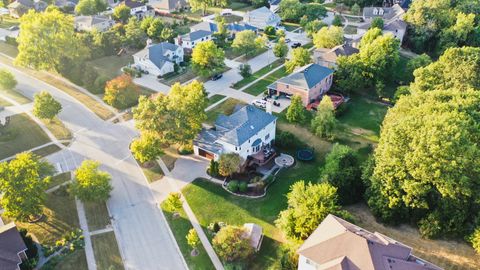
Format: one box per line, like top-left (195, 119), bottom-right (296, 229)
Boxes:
top-left (134, 75), bottom-right (171, 94)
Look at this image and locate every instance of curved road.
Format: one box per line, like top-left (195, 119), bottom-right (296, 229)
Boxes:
top-left (1, 63), bottom-right (186, 270)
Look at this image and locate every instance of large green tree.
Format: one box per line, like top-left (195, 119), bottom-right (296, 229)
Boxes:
top-left (366, 89), bottom-right (480, 238)
top-left (15, 9), bottom-right (83, 71)
top-left (279, 0), bottom-right (303, 21)
top-left (275, 181), bottom-right (350, 240)
top-left (189, 0), bottom-right (227, 15)
top-left (72, 160), bottom-right (112, 202)
top-left (313, 26), bottom-right (344, 49)
top-left (311, 96), bottom-right (336, 139)
top-left (112, 4), bottom-right (131, 23)
top-left (232, 30), bottom-right (264, 58)
top-left (75, 0), bottom-right (107, 15)
top-left (140, 17), bottom-right (165, 40)
top-left (285, 47), bottom-right (312, 73)
top-left (191, 41), bottom-right (225, 78)
top-left (285, 95), bottom-right (306, 124)
top-left (0, 153), bottom-right (53, 221)
top-left (103, 74), bottom-right (140, 109)
top-left (130, 132), bottom-right (164, 164)
top-left (32, 91), bottom-right (62, 121)
top-left (212, 225), bottom-right (254, 262)
top-left (273, 37), bottom-right (289, 58)
top-left (133, 80), bottom-right (208, 148)
top-left (0, 68), bottom-right (17, 90)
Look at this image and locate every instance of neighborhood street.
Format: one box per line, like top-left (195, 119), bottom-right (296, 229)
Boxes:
top-left (0, 62), bottom-right (187, 270)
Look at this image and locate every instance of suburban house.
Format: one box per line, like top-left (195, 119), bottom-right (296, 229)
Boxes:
top-left (314, 43), bottom-right (359, 68)
top-left (0, 223), bottom-right (28, 270)
top-left (190, 21), bottom-right (258, 36)
top-left (174, 30), bottom-right (213, 50)
top-left (193, 105), bottom-right (277, 163)
top-left (8, 0), bottom-right (47, 18)
top-left (150, 0), bottom-right (187, 13)
top-left (122, 0), bottom-right (154, 19)
top-left (297, 215), bottom-right (443, 270)
top-left (357, 18), bottom-right (407, 43)
top-left (267, 64), bottom-right (334, 106)
top-left (74, 15), bottom-right (115, 32)
top-left (268, 0), bottom-right (281, 13)
top-left (243, 223), bottom-right (263, 252)
top-left (243, 6), bottom-right (281, 30)
top-left (133, 41), bottom-right (184, 77)
top-left (362, 4), bottom-right (405, 23)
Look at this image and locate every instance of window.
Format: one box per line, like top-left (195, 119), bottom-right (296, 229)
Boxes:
top-left (265, 134), bottom-right (270, 140)
top-left (286, 85), bottom-right (289, 89)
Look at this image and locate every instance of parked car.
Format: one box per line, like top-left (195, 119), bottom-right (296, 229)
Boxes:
top-left (211, 73), bottom-right (223, 81)
top-left (251, 99), bottom-right (267, 108)
top-left (285, 38), bottom-right (291, 43)
top-left (291, 42), bottom-right (301, 48)
top-left (8, 26), bottom-right (19, 31)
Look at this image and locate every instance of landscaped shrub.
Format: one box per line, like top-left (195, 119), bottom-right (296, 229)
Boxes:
top-left (227, 180), bottom-right (239, 192)
top-left (123, 67), bottom-right (141, 77)
top-left (208, 160), bottom-right (220, 177)
top-left (91, 75), bottom-right (109, 94)
top-left (238, 181), bottom-right (248, 193)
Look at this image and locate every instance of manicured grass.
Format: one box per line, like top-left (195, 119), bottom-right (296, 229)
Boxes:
top-left (0, 41), bottom-right (18, 58)
top-left (161, 203), bottom-right (215, 270)
top-left (337, 96), bottom-right (388, 136)
top-left (31, 144), bottom-right (62, 157)
top-left (3, 188), bottom-right (80, 246)
top-left (161, 145), bottom-right (180, 171)
top-left (205, 98), bottom-right (246, 124)
top-left (282, 22), bottom-right (301, 32)
top-left (53, 249), bottom-right (88, 270)
top-left (91, 232), bottom-right (124, 270)
top-left (0, 113), bottom-right (51, 160)
top-left (139, 161), bottom-right (164, 183)
top-left (232, 59), bottom-right (284, 90)
top-left (48, 172), bottom-right (72, 190)
top-left (41, 117), bottom-right (73, 141)
top-left (344, 25), bottom-right (357, 35)
top-left (88, 54), bottom-right (134, 80)
top-left (160, 65), bottom-right (198, 86)
top-left (0, 87), bottom-right (31, 104)
top-left (207, 94), bottom-right (226, 107)
top-left (0, 96), bottom-right (11, 106)
top-left (230, 1), bottom-right (253, 10)
top-left (243, 66), bottom-right (288, 96)
top-left (302, 43), bottom-right (314, 49)
top-left (84, 201), bottom-right (111, 231)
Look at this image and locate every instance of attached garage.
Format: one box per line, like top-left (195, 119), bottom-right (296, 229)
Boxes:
top-left (198, 148), bottom-right (215, 160)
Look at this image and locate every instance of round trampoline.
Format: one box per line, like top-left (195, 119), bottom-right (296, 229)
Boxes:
top-left (275, 154), bottom-right (294, 168)
top-left (297, 149), bottom-right (314, 161)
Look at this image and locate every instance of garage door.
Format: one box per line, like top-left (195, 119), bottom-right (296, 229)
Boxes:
top-left (198, 148), bottom-right (214, 160)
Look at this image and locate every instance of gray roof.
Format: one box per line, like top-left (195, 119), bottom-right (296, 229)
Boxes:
top-left (150, 0), bottom-right (186, 11)
top-left (362, 4), bottom-right (405, 21)
top-left (180, 30), bottom-right (212, 42)
top-left (195, 105), bottom-right (277, 148)
top-left (134, 42), bottom-right (180, 69)
top-left (315, 44), bottom-right (359, 64)
top-left (384, 19), bottom-right (407, 31)
top-left (272, 64), bottom-right (333, 90)
top-left (75, 15), bottom-right (112, 27)
top-left (190, 21), bottom-right (218, 32)
top-left (123, 0), bottom-right (145, 8)
top-left (0, 223), bottom-right (27, 270)
top-left (191, 21), bottom-right (258, 33)
top-left (249, 6), bottom-right (274, 16)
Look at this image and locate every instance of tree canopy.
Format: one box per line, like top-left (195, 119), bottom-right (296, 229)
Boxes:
top-left (191, 41), bottom-right (225, 78)
top-left (285, 48), bottom-right (312, 73)
top-left (72, 160), bottom-right (112, 202)
top-left (218, 153), bottom-right (242, 177)
top-left (313, 26), bottom-right (344, 49)
top-left (213, 225), bottom-right (254, 262)
top-left (273, 37), bottom-right (289, 58)
top-left (112, 4), bottom-right (131, 23)
top-left (285, 95), bottom-right (306, 124)
top-left (33, 91), bottom-right (62, 120)
top-left (366, 89), bottom-right (480, 238)
top-left (75, 0), bottom-right (107, 15)
top-left (232, 30), bottom-right (266, 57)
top-left (130, 132), bottom-right (164, 164)
top-left (0, 68), bottom-right (17, 90)
top-left (311, 95), bottom-right (336, 139)
top-left (103, 74), bottom-right (140, 109)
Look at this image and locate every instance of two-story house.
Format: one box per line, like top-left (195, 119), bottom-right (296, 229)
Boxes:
top-left (267, 64), bottom-right (334, 106)
top-left (314, 43), bottom-right (359, 68)
top-left (174, 30), bottom-right (213, 50)
top-left (74, 15), bottom-right (115, 32)
top-left (0, 223), bottom-right (28, 270)
top-left (194, 105), bottom-right (277, 163)
top-left (243, 6), bottom-right (281, 30)
top-left (122, 0), bottom-right (153, 19)
top-left (297, 215), bottom-right (443, 270)
top-left (190, 21), bottom-right (258, 36)
top-left (133, 41), bottom-right (184, 77)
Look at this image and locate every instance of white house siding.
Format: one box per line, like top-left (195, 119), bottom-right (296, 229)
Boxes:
top-left (175, 35), bottom-right (212, 49)
top-left (298, 255), bottom-right (318, 270)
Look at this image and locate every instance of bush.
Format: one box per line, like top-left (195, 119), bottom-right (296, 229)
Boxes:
top-left (208, 160), bottom-right (220, 177)
top-left (213, 222), bottom-right (221, 233)
top-left (469, 227), bottom-right (480, 253)
top-left (91, 75), bottom-right (109, 94)
top-left (123, 67), bottom-right (141, 77)
top-left (82, 64), bottom-right (99, 90)
top-left (418, 212), bottom-right (442, 238)
top-left (238, 181), bottom-right (248, 193)
top-left (227, 180), bottom-right (239, 192)
top-left (5, 36), bottom-right (18, 46)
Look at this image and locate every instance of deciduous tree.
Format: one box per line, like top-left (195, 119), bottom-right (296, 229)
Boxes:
top-left (273, 37), bottom-right (289, 58)
top-left (103, 74), bottom-right (140, 109)
top-left (186, 228), bottom-right (200, 253)
top-left (239, 64), bottom-right (252, 78)
top-left (285, 47), bottom-right (312, 73)
top-left (165, 192), bottom-right (182, 212)
top-left (313, 26), bottom-right (344, 49)
top-left (218, 153), bottom-right (242, 177)
top-left (213, 225), bottom-right (254, 262)
top-left (0, 68), bottom-right (17, 90)
top-left (311, 95), bottom-right (336, 139)
top-left (279, 0), bottom-right (303, 21)
top-left (370, 17), bottom-right (384, 29)
top-left (72, 160), bottom-right (112, 202)
top-left (112, 4), bottom-right (131, 23)
top-left (130, 133), bottom-right (164, 164)
top-left (191, 41), bottom-right (225, 78)
top-left (75, 0), bottom-right (107, 15)
top-left (285, 95), bottom-right (306, 124)
top-left (32, 91), bottom-right (62, 121)
top-left (232, 30), bottom-right (263, 58)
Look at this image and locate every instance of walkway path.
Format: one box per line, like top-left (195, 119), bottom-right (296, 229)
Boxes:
top-left (75, 198), bottom-right (97, 270)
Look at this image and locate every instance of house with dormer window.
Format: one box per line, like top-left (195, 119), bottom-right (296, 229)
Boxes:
top-left (133, 41), bottom-right (184, 76)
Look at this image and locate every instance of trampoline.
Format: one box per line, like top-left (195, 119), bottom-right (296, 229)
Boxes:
top-left (297, 149), bottom-right (314, 161)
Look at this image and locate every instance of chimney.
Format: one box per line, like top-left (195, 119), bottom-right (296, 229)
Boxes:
top-left (266, 100), bottom-right (272, 114)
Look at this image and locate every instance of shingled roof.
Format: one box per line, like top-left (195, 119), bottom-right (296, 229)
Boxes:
top-left (273, 64), bottom-right (333, 90)
top-left (133, 42), bottom-right (180, 69)
top-left (298, 215), bottom-right (443, 270)
top-left (0, 223), bottom-right (27, 270)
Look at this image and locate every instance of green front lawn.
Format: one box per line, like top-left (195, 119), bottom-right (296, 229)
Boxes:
top-left (205, 98), bottom-right (246, 124)
top-left (84, 201), bottom-right (111, 231)
top-left (91, 232), bottom-right (124, 270)
top-left (244, 66), bottom-right (288, 96)
top-left (41, 117), bottom-right (73, 141)
top-left (232, 59), bottom-right (284, 90)
top-left (138, 160), bottom-right (164, 183)
top-left (0, 87), bottom-right (31, 104)
top-left (0, 113), bottom-right (51, 160)
top-left (88, 54), bottom-right (134, 80)
top-left (160, 65), bottom-right (198, 86)
top-left (52, 250), bottom-right (88, 270)
top-left (161, 203), bottom-right (215, 270)
top-left (207, 94), bottom-right (226, 107)
top-left (48, 172), bottom-right (72, 189)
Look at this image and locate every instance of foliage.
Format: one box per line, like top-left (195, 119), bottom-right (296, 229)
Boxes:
top-left (239, 64), bottom-right (252, 78)
top-left (131, 133), bottom-right (164, 163)
top-left (32, 91), bottom-right (62, 120)
top-left (370, 17), bottom-right (384, 29)
top-left (140, 17), bottom-right (165, 40)
top-left (311, 96), bottom-right (336, 139)
top-left (15, 9), bottom-right (84, 72)
top-left (0, 68), bottom-right (17, 90)
top-left (218, 153), bottom-right (242, 177)
top-left (103, 74), bottom-right (140, 109)
top-left (332, 15), bottom-right (342, 26)
top-left (275, 131), bottom-right (303, 149)
top-left (273, 37), bottom-right (289, 58)
top-left (313, 26), bottom-right (344, 49)
top-left (208, 159), bottom-right (220, 177)
top-left (133, 80), bottom-right (208, 147)
top-left (124, 17), bottom-right (147, 49)
top-left (279, 0), bottom-right (304, 21)
top-left (304, 20), bottom-right (327, 38)
top-left (366, 90), bottom-right (480, 237)
top-left (410, 47), bottom-right (480, 93)
top-left (264, 26), bottom-right (276, 37)
top-left (191, 41), bottom-right (225, 78)
top-left (72, 160), bottom-right (112, 202)
top-left (358, 27), bottom-right (382, 49)
top-left (189, 0), bottom-right (226, 15)
top-left (112, 4), bottom-right (131, 23)
top-left (227, 180), bottom-right (239, 192)
top-left (405, 53), bottom-right (432, 83)
top-left (212, 225), bottom-right (254, 262)
top-left (351, 3), bottom-right (361, 15)
top-left (165, 192), bottom-right (183, 212)
top-left (469, 227), bottom-right (480, 253)
top-left (0, 153), bottom-right (53, 221)
top-left (232, 30), bottom-right (263, 57)
top-left (393, 85), bottom-right (410, 103)
top-left (275, 181), bottom-right (351, 240)
top-left (285, 95), bottom-right (306, 124)
top-left (238, 181), bottom-right (248, 193)
top-left (75, 0), bottom-right (107, 15)
top-left (186, 228), bottom-right (200, 250)
top-left (320, 144), bottom-right (363, 204)
top-left (285, 47), bottom-right (312, 73)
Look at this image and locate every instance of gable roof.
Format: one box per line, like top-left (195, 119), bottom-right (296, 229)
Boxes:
top-left (134, 42), bottom-right (180, 69)
top-left (74, 15), bottom-right (112, 27)
top-left (362, 4), bottom-right (405, 21)
top-left (248, 6), bottom-right (274, 17)
top-left (384, 19), bottom-right (407, 32)
top-left (274, 64), bottom-right (333, 90)
top-left (0, 223), bottom-right (27, 270)
top-left (150, 0), bottom-right (186, 11)
top-left (180, 30), bottom-right (212, 42)
top-left (298, 215), bottom-right (443, 270)
top-left (123, 0), bottom-right (145, 8)
top-left (190, 21), bottom-right (218, 32)
top-left (191, 21), bottom-right (258, 33)
top-left (315, 44), bottom-right (359, 64)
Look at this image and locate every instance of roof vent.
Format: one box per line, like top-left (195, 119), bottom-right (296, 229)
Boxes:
top-left (250, 125), bottom-right (254, 130)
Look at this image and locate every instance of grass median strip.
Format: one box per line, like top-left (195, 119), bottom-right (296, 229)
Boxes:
top-left (84, 201), bottom-right (111, 231)
top-left (91, 232), bottom-right (124, 270)
top-left (232, 59), bottom-right (284, 90)
top-left (243, 66), bottom-right (288, 96)
top-left (41, 117), bottom-right (73, 141)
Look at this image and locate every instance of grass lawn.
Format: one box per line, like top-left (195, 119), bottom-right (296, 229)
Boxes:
top-left (88, 54), bottom-right (134, 80)
top-left (0, 96), bottom-right (11, 106)
top-left (84, 201), bottom-right (111, 231)
top-left (0, 16), bottom-right (20, 28)
top-left (230, 1), bottom-right (253, 10)
top-left (41, 117), bottom-right (73, 141)
top-left (282, 22), bottom-right (301, 32)
top-left (161, 203), bottom-right (215, 270)
top-left (205, 98), bottom-right (246, 124)
top-left (302, 43), bottom-right (314, 49)
top-left (160, 65), bottom-right (198, 86)
top-left (344, 25), bottom-right (357, 35)
top-left (48, 172), bottom-right (72, 190)
top-left (53, 250), bottom-right (88, 270)
top-left (337, 96), bottom-right (388, 136)
top-left (91, 232), bottom-right (124, 270)
top-left (232, 59), bottom-right (284, 90)
top-left (2, 188), bottom-right (80, 246)
top-left (138, 160), bottom-right (164, 183)
top-left (224, 14), bottom-right (243, 23)
top-left (207, 94), bottom-right (226, 107)
top-left (0, 41), bottom-right (18, 58)
top-left (0, 87), bottom-right (31, 104)
top-left (161, 145), bottom-right (181, 171)
top-left (0, 113), bottom-right (51, 160)
top-left (31, 144), bottom-right (62, 157)
top-left (243, 66), bottom-right (288, 96)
